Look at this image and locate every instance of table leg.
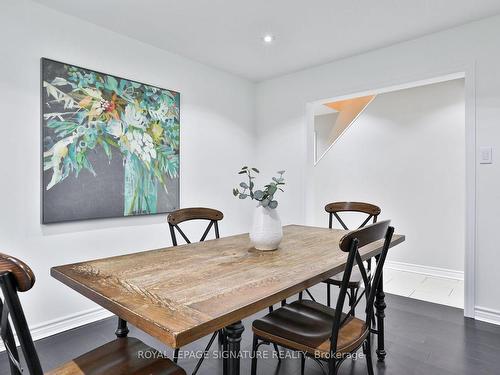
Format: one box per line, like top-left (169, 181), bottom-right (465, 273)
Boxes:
top-left (374, 261), bottom-right (386, 362)
top-left (224, 321), bottom-right (244, 375)
top-left (222, 330), bottom-right (227, 375)
top-left (115, 317), bottom-right (129, 338)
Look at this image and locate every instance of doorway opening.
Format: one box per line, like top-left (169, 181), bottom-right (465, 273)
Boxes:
top-left (308, 76), bottom-right (468, 311)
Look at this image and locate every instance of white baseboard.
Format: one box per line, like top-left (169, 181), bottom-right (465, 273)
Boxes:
top-left (475, 306), bottom-right (500, 325)
top-left (0, 306), bottom-right (113, 352)
top-left (385, 260), bottom-right (464, 281)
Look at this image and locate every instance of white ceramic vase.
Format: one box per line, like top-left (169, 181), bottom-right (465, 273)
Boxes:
top-left (250, 206), bottom-right (283, 251)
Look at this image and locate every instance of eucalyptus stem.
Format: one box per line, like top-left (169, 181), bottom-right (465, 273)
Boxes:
top-left (233, 166), bottom-right (285, 209)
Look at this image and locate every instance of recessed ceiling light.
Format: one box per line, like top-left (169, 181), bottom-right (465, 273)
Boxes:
top-left (263, 34), bottom-right (274, 44)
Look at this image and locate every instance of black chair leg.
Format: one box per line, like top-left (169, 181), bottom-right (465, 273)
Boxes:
top-left (365, 337), bottom-right (374, 375)
top-left (173, 348), bottom-right (179, 363)
top-left (251, 335), bottom-right (259, 375)
top-left (192, 331), bottom-right (219, 375)
top-left (273, 343), bottom-right (282, 363)
top-left (327, 283), bottom-right (331, 307)
top-left (300, 352), bottom-right (305, 375)
top-left (328, 359), bottom-right (338, 375)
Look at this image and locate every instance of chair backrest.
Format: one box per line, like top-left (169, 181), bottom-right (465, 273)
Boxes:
top-left (0, 254), bottom-right (43, 375)
top-left (329, 220), bottom-right (394, 359)
top-left (325, 201), bottom-right (381, 230)
top-left (167, 207), bottom-right (224, 246)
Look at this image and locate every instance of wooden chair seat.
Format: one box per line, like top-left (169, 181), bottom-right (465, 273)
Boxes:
top-left (322, 266), bottom-right (363, 288)
top-left (46, 337), bottom-right (186, 375)
top-left (252, 300), bottom-right (368, 358)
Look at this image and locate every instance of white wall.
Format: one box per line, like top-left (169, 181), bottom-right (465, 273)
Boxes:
top-left (0, 0), bottom-right (256, 330)
top-left (256, 15), bottom-right (500, 318)
top-left (312, 80), bottom-right (465, 272)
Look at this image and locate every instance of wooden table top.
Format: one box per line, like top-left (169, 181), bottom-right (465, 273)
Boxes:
top-left (51, 225), bottom-right (404, 348)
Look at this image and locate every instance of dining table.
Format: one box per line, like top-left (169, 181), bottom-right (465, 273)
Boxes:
top-left (51, 224), bottom-right (405, 375)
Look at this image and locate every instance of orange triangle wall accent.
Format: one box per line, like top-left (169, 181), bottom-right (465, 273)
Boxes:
top-left (323, 95), bottom-right (375, 147)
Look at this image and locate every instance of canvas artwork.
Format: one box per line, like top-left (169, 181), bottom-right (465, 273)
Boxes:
top-left (41, 58), bottom-right (180, 223)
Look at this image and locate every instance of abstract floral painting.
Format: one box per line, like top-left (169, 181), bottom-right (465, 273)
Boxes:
top-left (41, 58), bottom-right (180, 223)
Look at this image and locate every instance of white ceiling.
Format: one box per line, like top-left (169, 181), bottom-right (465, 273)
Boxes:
top-left (34, 0), bottom-right (500, 81)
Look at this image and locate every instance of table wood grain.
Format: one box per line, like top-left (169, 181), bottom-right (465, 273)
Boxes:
top-left (51, 225), bottom-right (404, 348)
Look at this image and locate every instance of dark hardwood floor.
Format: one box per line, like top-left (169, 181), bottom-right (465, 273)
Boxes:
top-left (2, 290), bottom-right (500, 374)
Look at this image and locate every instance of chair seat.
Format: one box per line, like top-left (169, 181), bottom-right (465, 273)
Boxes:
top-left (252, 300), bottom-right (368, 358)
top-left (322, 266), bottom-right (363, 288)
top-left (46, 337), bottom-right (186, 375)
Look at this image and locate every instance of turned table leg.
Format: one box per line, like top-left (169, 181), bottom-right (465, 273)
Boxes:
top-left (224, 321), bottom-right (245, 375)
top-left (115, 317), bottom-right (129, 338)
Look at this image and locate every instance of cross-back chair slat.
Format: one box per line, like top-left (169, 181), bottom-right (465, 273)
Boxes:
top-left (326, 201), bottom-right (381, 230)
top-left (167, 207), bottom-right (223, 246)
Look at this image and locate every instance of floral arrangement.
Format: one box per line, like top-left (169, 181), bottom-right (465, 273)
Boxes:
top-left (233, 167), bottom-right (285, 209)
top-left (42, 62), bottom-right (179, 216)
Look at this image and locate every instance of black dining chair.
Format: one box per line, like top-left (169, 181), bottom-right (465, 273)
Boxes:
top-left (251, 220), bottom-right (394, 375)
top-left (167, 207), bottom-right (224, 375)
top-left (0, 253), bottom-right (186, 375)
top-left (300, 202), bottom-right (381, 313)
top-left (322, 202), bottom-right (381, 310)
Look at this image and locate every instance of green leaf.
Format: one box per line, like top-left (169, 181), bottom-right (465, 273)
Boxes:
top-left (105, 76), bottom-right (118, 92)
top-left (254, 190), bottom-right (264, 200)
top-left (252, 168), bottom-right (260, 173)
top-left (102, 141), bottom-right (112, 160)
top-left (240, 182), bottom-right (249, 189)
top-left (76, 152), bottom-right (84, 165)
top-left (238, 171), bottom-right (247, 174)
top-left (233, 188), bottom-right (239, 196)
top-left (269, 200), bottom-right (278, 209)
top-left (239, 193), bottom-right (248, 199)
top-left (241, 166), bottom-right (248, 170)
